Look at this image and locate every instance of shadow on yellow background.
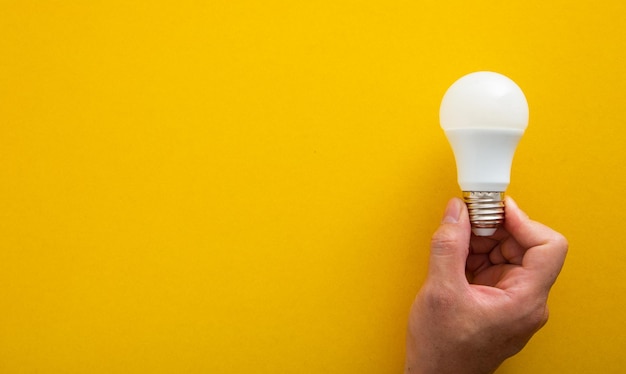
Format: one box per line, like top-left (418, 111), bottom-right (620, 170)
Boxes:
top-left (1, 1), bottom-right (625, 372)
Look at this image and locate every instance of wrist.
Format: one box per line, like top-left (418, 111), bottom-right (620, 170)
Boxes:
top-left (404, 333), bottom-right (501, 374)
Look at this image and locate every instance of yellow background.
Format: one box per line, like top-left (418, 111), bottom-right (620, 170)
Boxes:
top-left (1, 1), bottom-right (625, 373)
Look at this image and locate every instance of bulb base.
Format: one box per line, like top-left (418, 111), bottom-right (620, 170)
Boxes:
top-left (462, 191), bottom-right (505, 236)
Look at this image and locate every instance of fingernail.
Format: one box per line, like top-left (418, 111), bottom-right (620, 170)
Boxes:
top-left (442, 198), bottom-right (462, 224)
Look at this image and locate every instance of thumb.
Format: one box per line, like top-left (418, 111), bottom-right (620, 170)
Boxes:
top-left (428, 198), bottom-right (471, 285)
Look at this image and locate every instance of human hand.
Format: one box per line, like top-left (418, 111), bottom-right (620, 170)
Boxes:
top-left (404, 197), bottom-right (568, 374)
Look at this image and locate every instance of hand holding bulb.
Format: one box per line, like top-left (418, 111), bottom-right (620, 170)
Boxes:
top-left (405, 197), bottom-right (568, 374)
top-left (440, 71), bottom-right (529, 236)
top-left (405, 72), bottom-right (567, 373)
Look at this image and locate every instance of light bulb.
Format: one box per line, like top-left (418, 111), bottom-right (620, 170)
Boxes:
top-left (440, 71), bottom-right (529, 236)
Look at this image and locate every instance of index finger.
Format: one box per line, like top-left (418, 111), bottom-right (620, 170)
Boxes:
top-left (503, 197), bottom-right (568, 289)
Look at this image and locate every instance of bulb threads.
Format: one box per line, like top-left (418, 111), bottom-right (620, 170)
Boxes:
top-left (462, 191), bottom-right (505, 235)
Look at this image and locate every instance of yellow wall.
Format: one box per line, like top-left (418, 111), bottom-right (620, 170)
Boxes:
top-left (1, 1), bottom-right (624, 372)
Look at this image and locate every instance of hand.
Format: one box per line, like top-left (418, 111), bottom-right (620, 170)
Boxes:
top-left (404, 197), bottom-right (568, 374)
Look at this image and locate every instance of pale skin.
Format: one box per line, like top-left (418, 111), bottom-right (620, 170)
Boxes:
top-left (405, 197), bottom-right (568, 374)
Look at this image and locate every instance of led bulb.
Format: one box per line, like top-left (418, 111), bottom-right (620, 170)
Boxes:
top-left (440, 71), bottom-right (529, 236)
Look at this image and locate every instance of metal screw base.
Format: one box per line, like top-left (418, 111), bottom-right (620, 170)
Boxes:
top-left (462, 191), bottom-right (505, 236)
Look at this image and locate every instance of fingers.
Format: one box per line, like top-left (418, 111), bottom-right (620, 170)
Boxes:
top-left (428, 198), bottom-right (472, 286)
top-left (489, 238), bottom-right (526, 265)
top-left (466, 253), bottom-right (491, 276)
top-left (503, 196), bottom-right (568, 290)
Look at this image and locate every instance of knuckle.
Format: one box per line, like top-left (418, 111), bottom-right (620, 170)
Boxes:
top-left (532, 305), bottom-right (550, 329)
top-left (425, 289), bottom-right (456, 310)
top-left (552, 232), bottom-right (569, 255)
top-left (522, 301), bottom-right (550, 331)
top-left (430, 227), bottom-right (458, 253)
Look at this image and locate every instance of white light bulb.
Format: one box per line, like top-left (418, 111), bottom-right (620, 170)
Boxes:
top-left (440, 71), bottom-right (529, 236)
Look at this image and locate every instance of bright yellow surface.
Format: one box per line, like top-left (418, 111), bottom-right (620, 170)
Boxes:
top-left (1, 1), bottom-right (625, 373)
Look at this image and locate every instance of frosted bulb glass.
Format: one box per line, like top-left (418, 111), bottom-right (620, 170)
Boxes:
top-left (440, 71), bottom-right (529, 236)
